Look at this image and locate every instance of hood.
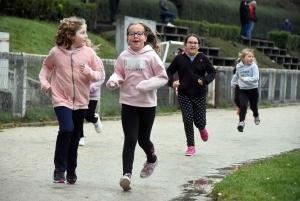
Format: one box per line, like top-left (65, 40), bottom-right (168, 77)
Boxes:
top-left (57, 45), bottom-right (87, 56)
top-left (127, 45), bottom-right (154, 55)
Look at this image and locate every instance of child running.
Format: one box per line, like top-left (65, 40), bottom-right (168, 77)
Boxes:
top-left (231, 48), bottom-right (260, 132)
top-left (166, 33), bottom-right (216, 156)
top-left (79, 39), bottom-right (106, 146)
top-left (106, 22), bottom-right (168, 191)
top-left (39, 16), bottom-right (103, 184)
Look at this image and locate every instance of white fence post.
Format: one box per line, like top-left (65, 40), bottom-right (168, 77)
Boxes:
top-left (0, 32), bottom-right (9, 90)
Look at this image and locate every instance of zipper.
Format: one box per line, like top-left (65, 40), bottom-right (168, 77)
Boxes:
top-left (71, 53), bottom-right (75, 109)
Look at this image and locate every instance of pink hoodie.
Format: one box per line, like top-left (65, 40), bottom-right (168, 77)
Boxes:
top-left (89, 58), bottom-right (105, 101)
top-left (106, 45), bottom-right (168, 107)
top-left (39, 46), bottom-right (103, 110)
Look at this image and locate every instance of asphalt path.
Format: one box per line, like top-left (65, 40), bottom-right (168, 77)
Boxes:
top-left (1, 106), bottom-right (300, 201)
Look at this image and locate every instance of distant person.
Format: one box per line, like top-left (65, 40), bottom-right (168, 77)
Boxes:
top-left (230, 48), bottom-right (260, 132)
top-left (159, 0), bottom-right (176, 27)
top-left (106, 22), bottom-right (168, 191)
top-left (39, 17), bottom-right (103, 184)
top-left (110, 0), bottom-right (120, 26)
top-left (166, 33), bottom-right (216, 156)
top-left (79, 39), bottom-right (105, 146)
top-left (246, 1), bottom-right (257, 38)
top-left (282, 19), bottom-right (292, 33)
top-left (239, 0), bottom-right (249, 37)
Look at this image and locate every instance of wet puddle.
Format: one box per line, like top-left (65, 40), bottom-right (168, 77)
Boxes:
top-left (171, 149), bottom-right (300, 200)
top-left (170, 159), bottom-right (260, 201)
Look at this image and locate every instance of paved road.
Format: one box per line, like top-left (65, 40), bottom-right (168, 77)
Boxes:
top-left (1, 106), bottom-right (300, 201)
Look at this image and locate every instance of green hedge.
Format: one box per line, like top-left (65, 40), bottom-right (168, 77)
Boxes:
top-left (173, 19), bottom-right (239, 41)
top-left (0, 0), bottom-right (97, 29)
top-left (169, 0), bottom-right (300, 39)
top-left (268, 31), bottom-right (300, 52)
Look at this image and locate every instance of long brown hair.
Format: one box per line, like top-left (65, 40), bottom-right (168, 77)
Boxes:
top-left (55, 16), bottom-right (86, 49)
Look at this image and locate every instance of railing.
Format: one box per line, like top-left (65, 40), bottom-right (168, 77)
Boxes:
top-left (1, 52), bottom-right (300, 120)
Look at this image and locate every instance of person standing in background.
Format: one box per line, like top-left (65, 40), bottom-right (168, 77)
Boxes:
top-left (159, 0), bottom-right (176, 27)
top-left (282, 19), bottom-right (292, 33)
top-left (110, 0), bottom-right (120, 26)
top-left (239, 0), bottom-right (249, 37)
top-left (246, 1), bottom-right (257, 38)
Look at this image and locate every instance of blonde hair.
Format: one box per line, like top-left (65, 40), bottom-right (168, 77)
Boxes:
top-left (126, 22), bottom-right (162, 55)
top-left (236, 48), bottom-right (257, 64)
top-left (85, 38), bottom-right (100, 53)
top-left (55, 16), bottom-right (86, 49)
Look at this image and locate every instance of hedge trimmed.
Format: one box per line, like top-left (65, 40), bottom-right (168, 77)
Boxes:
top-left (268, 31), bottom-right (300, 52)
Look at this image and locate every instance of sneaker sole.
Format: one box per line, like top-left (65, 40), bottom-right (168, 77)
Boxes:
top-left (120, 178), bottom-right (131, 191)
top-left (185, 153), bottom-right (195, 156)
top-left (53, 180), bottom-right (66, 183)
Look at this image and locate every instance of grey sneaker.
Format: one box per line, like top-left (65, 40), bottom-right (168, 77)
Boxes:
top-left (254, 115), bottom-right (260, 125)
top-left (237, 121), bottom-right (245, 132)
top-left (53, 169), bottom-right (66, 183)
top-left (140, 157), bottom-right (158, 178)
top-left (119, 173), bottom-right (132, 191)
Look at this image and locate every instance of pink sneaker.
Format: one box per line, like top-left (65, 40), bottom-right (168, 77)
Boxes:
top-left (185, 146), bottom-right (196, 156)
top-left (199, 128), bottom-right (209, 142)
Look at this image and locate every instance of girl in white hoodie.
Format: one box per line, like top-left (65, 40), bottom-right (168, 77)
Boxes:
top-left (231, 48), bottom-right (260, 132)
top-left (106, 22), bottom-right (168, 191)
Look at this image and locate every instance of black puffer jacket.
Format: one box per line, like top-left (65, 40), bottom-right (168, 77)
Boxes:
top-left (239, 1), bottom-right (249, 25)
top-left (167, 52), bottom-right (216, 98)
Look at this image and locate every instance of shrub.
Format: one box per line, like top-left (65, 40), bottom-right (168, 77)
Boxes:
top-left (268, 31), bottom-right (300, 52)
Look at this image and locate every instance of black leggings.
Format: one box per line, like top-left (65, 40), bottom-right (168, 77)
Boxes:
top-left (239, 88), bottom-right (259, 122)
top-left (121, 104), bottom-right (156, 175)
top-left (80, 100), bottom-right (98, 138)
top-left (234, 85), bottom-right (240, 108)
top-left (178, 94), bottom-right (206, 147)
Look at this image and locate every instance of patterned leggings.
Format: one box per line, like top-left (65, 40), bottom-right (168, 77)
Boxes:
top-left (178, 94), bottom-right (206, 147)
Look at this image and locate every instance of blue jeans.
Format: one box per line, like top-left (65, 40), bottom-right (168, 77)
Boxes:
top-left (246, 20), bottom-right (254, 38)
top-left (160, 11), bottom-right (176, 24)
top-left (54, 106), bottom-right (86, 173)
top-left (240, 24), bottom-right (248, 37)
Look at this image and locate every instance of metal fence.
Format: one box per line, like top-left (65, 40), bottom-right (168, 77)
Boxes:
top-left (1, 52), bottom-right (300, 122)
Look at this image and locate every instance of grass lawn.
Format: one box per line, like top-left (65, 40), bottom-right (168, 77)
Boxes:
top-left (210, 149), bottom-right (300, 201)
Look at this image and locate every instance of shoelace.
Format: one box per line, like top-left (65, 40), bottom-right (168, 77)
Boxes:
top-left (143, 163), bottom-right (154, 172)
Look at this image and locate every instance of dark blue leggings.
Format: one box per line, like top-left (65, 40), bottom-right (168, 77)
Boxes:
top-left (54, 106), bottom-right (86, 173)
top-left (121, 104), bottom-right (156, 175)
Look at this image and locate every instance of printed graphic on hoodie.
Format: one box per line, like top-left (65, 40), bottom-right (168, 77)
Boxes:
top-left (124, 60), bottom-right (146, 71)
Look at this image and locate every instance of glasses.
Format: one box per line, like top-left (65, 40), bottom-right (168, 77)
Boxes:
top-left (127, 31), bottom-right (144, 37)
top-left (187, 41), bottom-right (199, 45)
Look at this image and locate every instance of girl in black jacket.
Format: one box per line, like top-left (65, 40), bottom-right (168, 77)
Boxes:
top-left (167, 33), bottom-right (216, 156)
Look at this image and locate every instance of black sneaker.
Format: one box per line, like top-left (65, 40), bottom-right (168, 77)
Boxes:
top-left (53, 169), bottom-right (66, 183)
top-left (66, 172), bottom-right (77, 184)
top-left (237, 121), bottom-right (245, 132)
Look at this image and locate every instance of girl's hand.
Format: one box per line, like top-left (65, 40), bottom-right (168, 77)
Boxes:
top-left (239, 77), bottom-right (244, 82)
top-left (46, 87), bottom-right (52, 92)
top-left (198, 79), bottom-right (203, 86)
top-left (231, 86), bottom-right (236, 89)
top-left (173, 80), bottom-right (180, 88)
top-left (80, 64), bottom-right (85, 73)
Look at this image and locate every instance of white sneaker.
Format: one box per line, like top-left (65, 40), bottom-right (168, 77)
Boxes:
top-left (119, 173), bottom-right (132, 191)
top-left (93, 113), bottom-right (102, 133)
top-left (79, 137), bottom-right (85, 146)
top-left (167, 22), bottom-right (175, 27)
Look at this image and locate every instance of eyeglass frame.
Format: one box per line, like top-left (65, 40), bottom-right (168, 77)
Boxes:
top-left (186, 41), bottom-right (200, 45)
top-left (127, 31), bottom-right (145, 37)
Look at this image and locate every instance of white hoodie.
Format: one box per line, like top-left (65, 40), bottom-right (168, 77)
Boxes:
top-left (231, 61), bottom-right (259, 89)
top-left (106, 45), bottom-right (168, 107)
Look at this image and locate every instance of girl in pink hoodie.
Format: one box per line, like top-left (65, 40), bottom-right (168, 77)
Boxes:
top-left (106, 22), bottom-right (168, 191)
top-left (39, 17), bottom-right (103, 184)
